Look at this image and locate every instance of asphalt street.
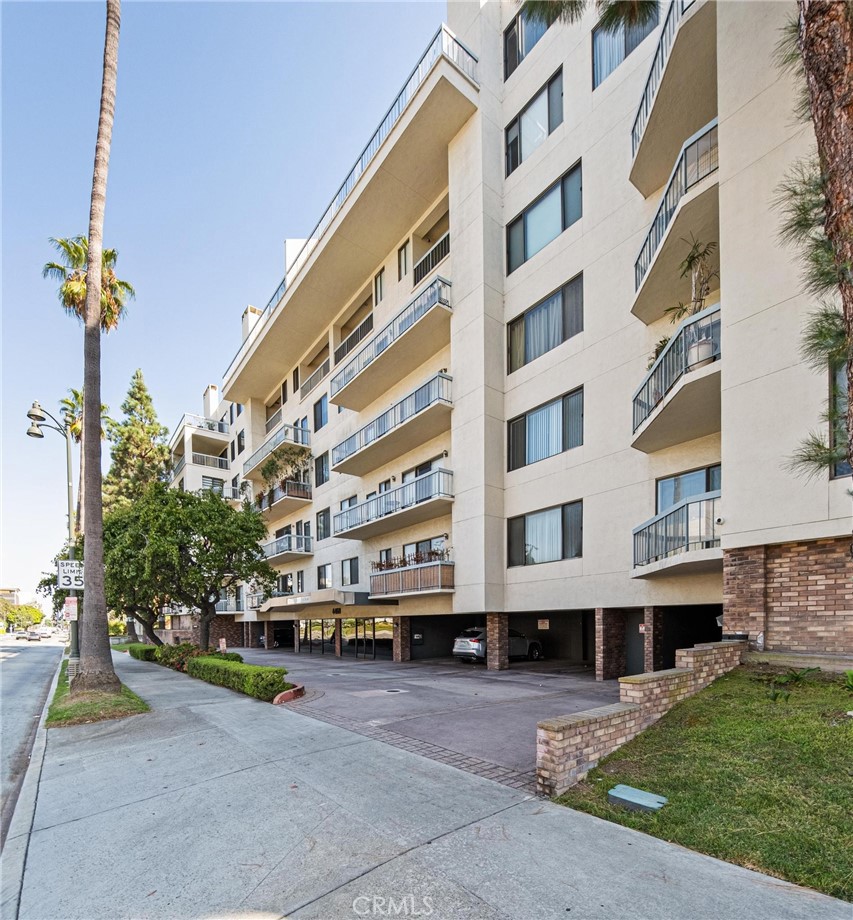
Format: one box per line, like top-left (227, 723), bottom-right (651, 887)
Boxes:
top-left (0, 634), bottom-right (63, 846)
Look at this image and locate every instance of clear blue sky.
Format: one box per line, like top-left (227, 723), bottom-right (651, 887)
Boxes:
top-left (1, 0), bottom-right (446, 605)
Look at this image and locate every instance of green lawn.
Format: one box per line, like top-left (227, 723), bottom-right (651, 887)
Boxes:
top-left (555, 666), bottom-right (853, 901)
top-left (46, 660), bottom-right (150, 728)
top-left (109, 641), bottom-right (139, 652)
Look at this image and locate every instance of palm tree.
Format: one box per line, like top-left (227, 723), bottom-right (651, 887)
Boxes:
top-left (74, 0), bottom-right (123, 695)
top-left (43, 235), bottom-right (134, 332)
top-left (59, 388), bottom-right (111, 536)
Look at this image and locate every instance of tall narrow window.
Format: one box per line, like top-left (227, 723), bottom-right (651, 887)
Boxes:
top-left (314, 452), bottom-right (330, 488)
top-left (504, 9), bottom-right (549, 79)
top-left (374, 268), bottom-right (385, 304)
top-left (237, 430), bottom-right (245, 454)
top-left (292, 368), bottom-right (300, 391)
top-left (592, 7), bottom-right (659, 88)
top-left (341, 557), bottom-right (359, 586)
top-left (398, 242), bottom-right (410, 280)
top-left (506, 70), bottom-right (563, 176)
top-left (316, 508), bottom-right (331, 541)
top-left (317, 563), bottom-right (332, 590)
top-left (313, 394), bottom-right (328, 432)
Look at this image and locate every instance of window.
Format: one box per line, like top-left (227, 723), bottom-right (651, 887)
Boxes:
top-left (235, 585), bottom-right (243, 612)
top-left (313, 394), bottom-right (328, 432)
top-left (508, 274), bottom-right (583, 372)
top-left (656, 465), bottom-right (721, 513)
top-left (317, 563), bottom-right (332, 590)
top-left (278, 573), bottom-right (293, 595)
top-left (231, 475), bottom-right (239, 489)
top-left (379, 548), bottom-right (392, 565)
top-left (230, 441), bottom-right (235, 461)
top-left (293, 368), bottom-right (300, 391)
top-left (593, 7), bottom-right (659, 89)
top-left (378, 478), bottom-right (392, 492)
top-left (508, 388), bottom-right (583, 471)
top-left (201, 476), bottom-right (224, 494)
top-left (229, 404), bottom-right (234, 425)
top-left (506, 70), bottom-right (563, 175)
top-left (237, 430), bottom-right (245, 454)
top-left (341, 557), bottom-right (359, 586)
top-left (832, 363), bottom-right (851, 478)
top-left (237, 403), bottom-right (243, 416)
top-left (398, 242), bottom-right (410, 280)
top-left (315, 452), bottom-right (329, 487)
top-left (281, 380), bottom-right (288, 405)
top-left (316, 508), bottom-right (331, 541)
top-left (504, 8), bottom-right (549, 80)
top-left (341, 495), bottom-right (357, 510)
top-left (507, 163), bottom-right (582, 273)
top-left (508, 501), bottom-right (583, 566)
top-left (296, 570), bottom-right (304, 593)
top-left (403, 536), bottom-right (445, 561)
top-left (374, 268), bottom-right (385, 304)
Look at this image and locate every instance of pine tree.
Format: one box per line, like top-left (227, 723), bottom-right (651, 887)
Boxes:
top-left (103, 369), bottom-right (169, 513)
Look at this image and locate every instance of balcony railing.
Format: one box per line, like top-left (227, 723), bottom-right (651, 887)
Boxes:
top-left (633, 304), bottom-right (721, 431)
top-left (334, 314), bottom-right (374, 365)
top-left (170, 455), bottom-right (186, 480)
top-left (256, 479), bottom-right (312, 511)
top-left (300, 357), bottom-right (331, 401)
top-left (370, 559), bottom-right (455, 597)
top-left (413, 231), bottom-right (450, 285)
top-left (223, 25), bottom-right (478, 382)
top-left (261, 533), bottom-right (314, 559)
top-left (247, 593), bottom-right (264, 610)
top-left (631, 0), bottom-right (696, 157)
top-left (192, 452), bottom-right (229, 470)
top-left (330, 277), bottom-right (451, 398)
top-left (334, 469), bottom-right (453, 535)
top-left (243, 423), bottom-right (310, 476)
top-left (635, 120), bottom-right (718, 289)
top-left (265, 407), bottom-right (282, 435)
top-left (332, 373), bottom-right (452, 467)
top-left (633, 490), bottom-right (720, 567)
top-left (182, 414), bottom-right (229, 435)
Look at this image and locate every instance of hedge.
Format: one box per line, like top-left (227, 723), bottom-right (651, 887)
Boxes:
top-left (153, 642), bottom-right (243, 672)
top-left (186, 656), bottom-right (291, 702)
top-left (126, 644), bottom-right (157, 661)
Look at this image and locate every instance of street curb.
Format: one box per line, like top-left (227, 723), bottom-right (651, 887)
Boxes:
top-left (0, 655), bottom-right (63, 920)
top-left (273, 683), bottom-right (305, 704)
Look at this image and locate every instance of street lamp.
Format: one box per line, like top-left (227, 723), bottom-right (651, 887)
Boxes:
top-left (26, 399), bottom-right (80, 673)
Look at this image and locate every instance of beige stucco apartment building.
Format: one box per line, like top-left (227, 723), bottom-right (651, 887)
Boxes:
top-left (171, 0), bottom-right (851, 674)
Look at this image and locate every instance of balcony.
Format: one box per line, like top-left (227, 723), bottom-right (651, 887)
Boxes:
top-left (261, 533), bottom-right (313, 564)
top-left (331, 373), bottom-right (452, 476)
top-left (330, 277), bottom-right (452, 411)
top-left (255, 480), bottom-right (312, 518)
top-left (243, 423), bottom-right (310, 478)
top-left (334, 469), bottom-right (453, 540)
top-left (170, 455), bottom-right (186, 480)
top-left (335, 314), bottom-right (374, 365)
top-left (192, 452), bottom-right (229, 471)
top-left (413, 232), bottom-right (450, 285)
top-left (632, 305), bottom-right (721, 453)
top-left (632, 491), bottom-right (722, 577)
top-left (370, 558), bottom-right (455, 598)
top-left (265, 407), bottom-right (282, 435)
top-left (633, 121), bottom-right (719, 324)
top-left (223, 25), bottom-right (479, 403)
top-left (630, 0), bottom-right (716, 196)
top-left (300, 357), bottom-right (331, 401)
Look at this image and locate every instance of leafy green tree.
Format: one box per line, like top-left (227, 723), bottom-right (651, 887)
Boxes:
top-left (4, 604), bottom-right (44, 630)
top-left (103, 370), bottom-right (170, 514)
top-left (59, 387), bottom-right (111, 536)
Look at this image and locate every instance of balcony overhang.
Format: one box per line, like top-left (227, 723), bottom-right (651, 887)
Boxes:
top-left (223, 63), bottom-right (478, 404)
top-left (265, 546), bottom-right (313, 565)
top-left (632, 179), bottom-right (719, 324)
top-left (336, 494), bottom-right (453, 541)
top-left (632, 359), bottom-right (721, 453)
top-left (630, 0), bottom-right (717, 197)
top-left (258, 589), bottom-right (397, 617)
top-left (261, 491), bottom-right (312, 521)
top-left (332, 399), bottom-right (452, 476)
top-left (631, 546), bottom-right (722, 578)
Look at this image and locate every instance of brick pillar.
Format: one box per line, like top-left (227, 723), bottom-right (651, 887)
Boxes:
top-left (486, 613), bottom-right (508, 670)
top-left (264, 621), bottom-right (273, 650)
top-left (393, 617), bottom-right (411, 662)
top-left (595, 608), bottom-right (626, 681)
top-left (334, 621), bottom-right (342, 657)
top-left (293, 620), bottom-right (300, 653)
top-left (723, 546), bottom-right (767, 648)
top-left (643, 606), bottom-right (665, 672)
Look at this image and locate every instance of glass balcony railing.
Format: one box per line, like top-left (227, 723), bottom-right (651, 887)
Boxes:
top-left (300, 357), bottom-right (330, 401)
top-left (223, 25), bottom-right (477, 382)
top-left (633, 490), bottom-right (720, 567)
top-left (413, 231), bottom-right (450, 285)
top-left (170, 455), bottom-right (186, 480)
top-left (635, 120), bottom-right (718, 289)
top-left (334, 469), bottom-right (453, 535)
top-left (633, 304), bottom-right (721, 431)
top-left (256, 479), bottom-right (312, 511)
top-left (261, 534), bottom-right (313, 559)
top-left (181, 414), bottom-right (229, 435)
top-left (243, 424), bottom-right (310, 476)
top-left (332, 373), bottom-right (452, 467)
top-left (330, 277), bottom-right (451, 398)
top-left (335, 314), bottom-right (374, 365)
top-left (264, 407), bottom-right (282, 435)
top-left (192, 452), bottom-right (229, 470)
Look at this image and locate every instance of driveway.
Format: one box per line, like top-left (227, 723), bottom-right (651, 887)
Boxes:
top-left (239, 650), bottom-right (619, 788)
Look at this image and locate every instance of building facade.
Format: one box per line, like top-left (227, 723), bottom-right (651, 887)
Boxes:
top-left (203, 0), bottom-right (850, 670)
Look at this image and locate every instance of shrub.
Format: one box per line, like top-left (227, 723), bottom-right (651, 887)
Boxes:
top-left (153, 643), bottom-right (244, 672)
top-left (108, 619), bottom-right (126, 636)
top-left (186, 656), bottom-right (290, 702)
top-left (126, 644), bottom-right (157, 662)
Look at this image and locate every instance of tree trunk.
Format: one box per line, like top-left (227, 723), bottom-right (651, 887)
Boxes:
top-left (74, 0), bottom-right (122, 695)
top-left (799, 1), bottom-right (853, 527)
top-left (125, 614), bottom-right (139, 642)
top-left (198, 604), bottom-right (216, 650)
top-left (75, 427), bottom-right (84, 536)
top-left (135, 614), bottom-right (163, 646)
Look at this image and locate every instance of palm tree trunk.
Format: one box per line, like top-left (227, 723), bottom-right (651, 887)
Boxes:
top-left (74, 0), bottom-right (122, 695)
top-left (799, 1), bottom-right (853, 502)
top-left (75, 424), bottom-right (84, 536)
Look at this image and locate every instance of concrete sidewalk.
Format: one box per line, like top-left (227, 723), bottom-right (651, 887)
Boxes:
top-left (3, 652), bottom-right (848, 920)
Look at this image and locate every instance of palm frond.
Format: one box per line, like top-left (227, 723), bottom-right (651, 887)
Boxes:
top-left (799, 304), bottom-right (848, 370)
top-left (773, 15), bottom-right (811, 123)
top-left (521, 0), bottom-right (586, 27)
top-left (786, 430), bottom-right (847, 479)
top-left (596, 0), bottom-right (659, 33)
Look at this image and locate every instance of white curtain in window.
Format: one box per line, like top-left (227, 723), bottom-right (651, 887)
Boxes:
top-left (525, 293), bottom-right (562, 363)
top-left (525, 508), bottom-right (561, 564)
top-left (520, 89), bottom-right (548, 162)
top-left (593, 25), bottom-right (624, 88)
top-left (526, 399), bottom-right (562, 464)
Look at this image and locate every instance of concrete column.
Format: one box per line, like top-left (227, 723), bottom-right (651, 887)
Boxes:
top-left (643, 606), bottom-right (665, 672)
top-left (595, 608), bottom-right (626, 681)
top-left (264, 621), bottom-right (273, 651)
top-left (393, 616), bottom-right (411, 662)
top-left (293, 619), bottom-right (300, 653)
top-left (334, 621), bottom-right (342, 657)
top-left (486, 613), bottom-right (508, 670)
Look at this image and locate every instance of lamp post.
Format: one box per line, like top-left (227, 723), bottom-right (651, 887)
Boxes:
top-left (27, 400), bottom-right (80, 674)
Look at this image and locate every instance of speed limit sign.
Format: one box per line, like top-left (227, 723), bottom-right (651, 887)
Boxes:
top-left (57, 560), bottom-right (84, 591)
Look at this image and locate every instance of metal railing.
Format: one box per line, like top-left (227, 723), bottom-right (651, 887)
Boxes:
top-left (170, 455), bottom-right (186, 479)
top-left (300, 357), bottom-right (331, 401)
top-left (631, 0), bottom-right (696, 157)
top-left (192, 452), bottom-right (229, 470)
top-left (265, 407), bottom-right (282, 435)
top-left (633, 304), bottom-right (721, 431)
top-left (334, 314), bottom-right (374, 365)
top-left (256, 479), bottom-right (312, 511)
top-left (633, 490), bottom-right (720, 567)
top-left (413, 231), bottom-right (450, 285)
top-left (370, 560), bottom-right (455, 596)
top-left (261, 533), bottom-right (314, 558)
top-left (247, 593), bottom-right (264, 610)
top-left (332, 373), bottom-right (452, 467)
top-left (635, 120), bottom-right (718, 290)
top-left (330, 277), bottom-right (451, 398)
top-left (333, 469), bottom-right (453, 534)
top-left (182, 414), bottom-right (229, 435)
top-left (243, 423), bottom-right (310, 475)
